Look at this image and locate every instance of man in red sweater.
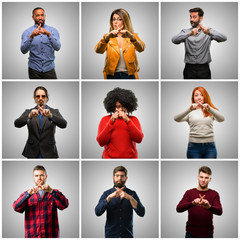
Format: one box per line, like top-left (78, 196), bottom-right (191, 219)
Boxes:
top-left (176, 166), bottom-right (222, 238)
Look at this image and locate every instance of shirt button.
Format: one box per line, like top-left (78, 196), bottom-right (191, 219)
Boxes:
top-left (120, 225), bottom-right (122, 227)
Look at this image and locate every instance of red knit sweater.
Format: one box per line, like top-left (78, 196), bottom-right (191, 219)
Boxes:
top-left (176, 188), bottom-right (222, 237)
top-left (96, 115), bottom-right (144, 158)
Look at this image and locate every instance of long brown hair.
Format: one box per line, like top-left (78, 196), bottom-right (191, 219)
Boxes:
top-left (109, 9), bottom-right (134, 33)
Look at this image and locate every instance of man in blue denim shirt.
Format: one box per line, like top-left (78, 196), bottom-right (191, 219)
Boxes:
top-left (95, 166), bottom-right (145, 238)
top-left (21, 7), bottom-right (61, 79)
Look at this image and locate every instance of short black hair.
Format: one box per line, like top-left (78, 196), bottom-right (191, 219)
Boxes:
top-left (103, 87), bottom-right (138, 114)
top-left (33, 86), bottom-right (49, 99)
top-left (189, 7), bottom-right (204, 17)
top-left (32, 7), bottom-right (45, 16)
top-left (33, 165), bottom-right (46, 174)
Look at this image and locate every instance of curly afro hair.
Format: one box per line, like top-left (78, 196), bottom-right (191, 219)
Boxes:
top-left (103, 87), bottom-right (138, 114)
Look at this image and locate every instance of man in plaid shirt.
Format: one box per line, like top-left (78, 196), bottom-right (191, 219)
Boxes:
top-left (13, 165), bottom-right (69, 238)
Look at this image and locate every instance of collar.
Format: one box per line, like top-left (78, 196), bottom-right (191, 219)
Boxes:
top-left (34, 24), bottom-right (47, 28)
top-left (112, 185), bottom-right (126, 191)
top-left (34, 104), bottom-right (49, 109)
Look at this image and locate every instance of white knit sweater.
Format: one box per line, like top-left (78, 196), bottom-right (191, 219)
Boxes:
top-left (174, 107), bottom-right (224, 143)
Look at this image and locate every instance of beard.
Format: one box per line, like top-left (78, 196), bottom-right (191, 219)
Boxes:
top-left (199, 182), bottom-right (208, 189)
top-left (114, 179), bottom-right (126, 188)
top-left (35, 19), bottom-right (45, 27)
top-left (190, 20), bottom-right (200, 28)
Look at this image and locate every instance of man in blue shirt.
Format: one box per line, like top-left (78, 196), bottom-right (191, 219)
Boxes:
top-left (95, 166), bottom-right (145, 238)
top-left (21, 7), bottom-right (61, 79)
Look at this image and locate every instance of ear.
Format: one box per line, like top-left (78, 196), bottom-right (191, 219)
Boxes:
top-left (32, 16), bottom-right (34, 21)
top-left (200, 16), bottom-right (203, 22)
top-left (209, 177), bottom-right (212, 182)
top-left (126, 176), bottom-right (128, 181)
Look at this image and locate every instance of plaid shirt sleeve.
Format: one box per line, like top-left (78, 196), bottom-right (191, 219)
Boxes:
top-left (51, 189), bottom-right (69, 210)
top-left (13, 191), bottom-right (31, 213)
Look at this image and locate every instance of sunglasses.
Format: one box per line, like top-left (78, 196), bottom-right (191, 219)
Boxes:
top-left (35, 95), bottom-right (46, 99)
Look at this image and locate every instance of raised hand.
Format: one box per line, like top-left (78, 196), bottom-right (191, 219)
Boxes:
top-left (105, 26), bottom-right (124, 41)
top-left (190, 103), bottom-right (199, 111)
top-left (111, 111), bottom-right (119, 122)
top-left (199, 24), bottom-right (210, 35)
top-left (119, 29), bottom-right (136, 41)
top-left (192, 194), bottom-right (211, 209)
top-left (40, 184), bottom-right (53, 193)
top-left (106, 187), bottom-right (125, 202)
top-left (118, 110), bottom-right (129, 122)
top-left (190, 26), bottom-right (200, 36)
top-left (39, 27), bottom-right (51, 37)
top-left (28, 109), bottom-right (39, 119)
top-left (38, 106), bottom-right (52, 118)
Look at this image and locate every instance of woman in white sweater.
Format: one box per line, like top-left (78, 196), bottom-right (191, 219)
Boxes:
top-left (174, 86), bottom-right (224, 158)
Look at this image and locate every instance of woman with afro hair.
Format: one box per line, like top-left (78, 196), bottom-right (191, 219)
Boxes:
top-left (97, 87), bottom-right (144, 158)
top-left (174, 86), bottom-right (224, 158)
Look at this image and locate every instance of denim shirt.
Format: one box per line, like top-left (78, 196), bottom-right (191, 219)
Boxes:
top-left (95, 186), bottom-right (145, 238)
top-left (21, 24), bottom-right (61, 72)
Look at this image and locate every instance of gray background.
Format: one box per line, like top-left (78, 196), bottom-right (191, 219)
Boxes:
top-left (2, 2), bottom-right (79, 79)
top-left (161, 2), bottom-right (238, 79)
top-left (2, 161), bottom-right (79, 238)
top-left (82, 81), bottom-right (159, 158)
top-left (161, 161), bottom-right (238, 238)
top-left (82, 161), bottom-right (159, 238)
top-left (2, 82), bottom-right (79, 158)
top-left (82, 2), bottom-right (159, 79)
top-left (161, 81), bottom-right (238, 158)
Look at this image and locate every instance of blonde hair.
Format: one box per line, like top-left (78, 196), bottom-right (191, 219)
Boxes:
top-left (109, 9), bottom-right (134, 33)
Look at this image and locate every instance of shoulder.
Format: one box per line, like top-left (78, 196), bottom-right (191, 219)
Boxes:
top-left (185, 188), bottom-right (197, 194)
top-left (125, 187), bottom-right (136, 195)
top-left (103, 187), bottom-right (115, 194)
top-left (101, 115), bottom-right (111, 121)
top-left (129, 115), bottom-right (139, 121)
top-left (22, 26), bottom-right (34, 34)
top-left (45, 25), bottom-right (59, 33)
top-left (208, 189), bottom-right (220, 196)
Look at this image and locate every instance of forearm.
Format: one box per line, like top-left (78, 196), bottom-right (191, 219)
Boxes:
top-left (209, 28), bottom-right (227, 42)
top-left (208, 107), bottom-right (224, 122)
top-left (176, 201), bottom-right (193, 212)
top-left (48, 33), bottom-right (61, 51)
top-left (127, 119), bottom-right (144, 143)
top-left (131, 35), bottom-right (145, 52)
top-left (95, 196), bottom-right (108, 216)
top-left (97, 119), bottom-right (114, 146)
top-left (14, 110), bottom-right (30, 128)
top-left (174, 108), bottom-right (191, 122)
top-left (51, 190), bottom-right (69, 210)
top-left (94, 35), bottom-right (108, 54)
top-left (172, 29), bottom-right (191, 44)
top-left (52, 111), bottom-right (67, 128)
top-left (13, 192), bottom-right (30, 213)
top-left (21, 35), bottom-right (32, 54)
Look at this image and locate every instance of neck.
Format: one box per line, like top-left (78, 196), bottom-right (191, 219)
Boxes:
top-left (197, 186), bottom-right (208, 191)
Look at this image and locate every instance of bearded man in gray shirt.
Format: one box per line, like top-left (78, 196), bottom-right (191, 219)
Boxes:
top-left (172, 7), bottom-right (227, 79)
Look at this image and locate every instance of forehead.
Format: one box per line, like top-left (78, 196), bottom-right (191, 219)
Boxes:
top-left (113, 13), bottom-right (121, 19)
top-left (194, 90), bottom-right (202, 95)
top-left (190, 12), bottom-right (199, 17)
top-left (114, 171), bottom-right (125, 176)
top-left (35, 89), bottom-right (46, 96)
top-left (33, 170), bottom-right (45, 175)
top-left (34, 9), bottom-right (45, 16)
top-left (199, 171), bottom-right (210, 177)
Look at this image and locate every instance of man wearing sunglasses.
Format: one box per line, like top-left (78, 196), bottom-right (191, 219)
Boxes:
top-left (14, 86), bottom-right (67, 158)
top-left (21, 7), bottom-right (61, 79)
top-left (95, 166), bottom-right (145, 238)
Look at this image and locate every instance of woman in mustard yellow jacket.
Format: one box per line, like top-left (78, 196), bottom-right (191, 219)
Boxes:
top-left (94, 8), bottom-right (145, 79)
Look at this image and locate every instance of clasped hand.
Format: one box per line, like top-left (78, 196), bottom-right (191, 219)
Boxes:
top-left (190, 24), bottom-right (210, 36)
top-left (106, 26), bottom-right (136, 42)
top-left (192, 194), bottom-right (211, 209)
top-left (190, 102), bottom-right (210, 111)
top-left (111, 110), bottom-right (129, 122)
top-left (28, 182), bottom-right (53, 195)
top-left (29, 106), bottom-right (52, 119)
top-left (30, 24), bottom-right (51, 39)
top-left (108, 187), bottom-right (132, 201)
